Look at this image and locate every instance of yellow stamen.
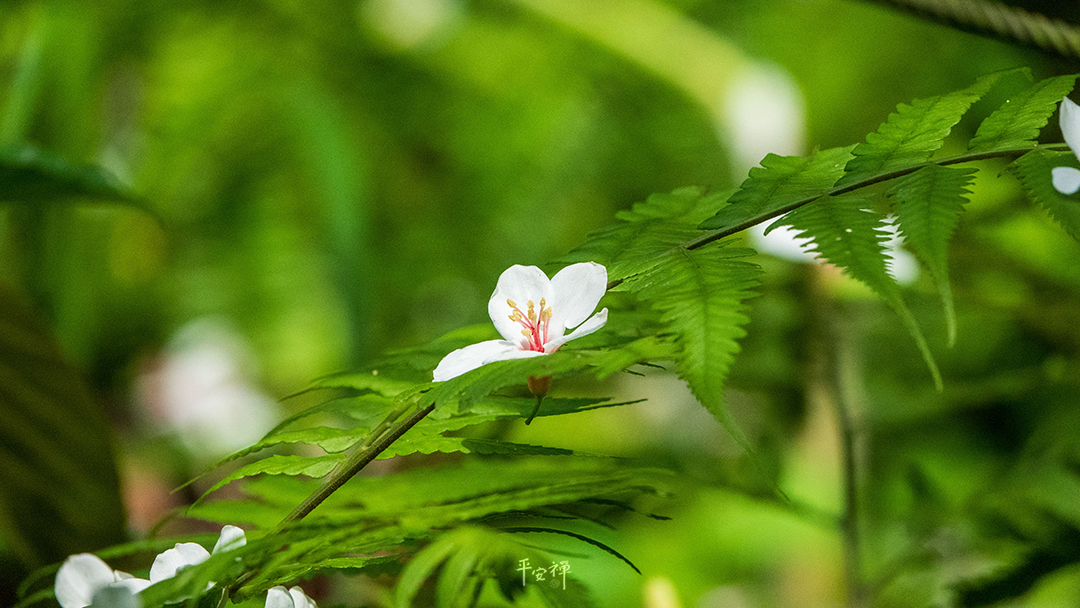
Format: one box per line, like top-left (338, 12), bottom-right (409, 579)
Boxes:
top-left (521, 329), bottom-right (532, 336)
top-left (507, 299), bottom-right (517, 308)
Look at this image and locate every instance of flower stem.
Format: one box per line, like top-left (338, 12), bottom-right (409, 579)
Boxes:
top-left (277, 402), bottom-right (436, 526)
top-left (808, 268), bottom-right (868, 608)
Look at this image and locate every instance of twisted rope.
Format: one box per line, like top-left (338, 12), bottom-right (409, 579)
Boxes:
top-left (869, 0), bottom-right (1080, 61)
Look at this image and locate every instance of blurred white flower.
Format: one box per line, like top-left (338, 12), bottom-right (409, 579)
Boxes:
top-left (1052, 96), bottom-right (1080, 194)
top-left (137, 318), bottom-right (280, 457)
top-left (359, 0), bottom-right (461, 51)
top-left (720, 62), bottom-right (806, 177)
top-left (433, 263), bottom-right (608, 381)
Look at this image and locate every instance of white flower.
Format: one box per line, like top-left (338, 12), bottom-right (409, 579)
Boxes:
top-left (432, 262), bottom-right (609, 382)
top-left (54, 554), bottom-right (150, 608)
top-left (149, 525), bottom-right (247, 583)
top-left (54, 526), bottom-right (246, 608)
top-left (1052, 96), bottom-right (1080, 195)
top-left (266, 586), bottom-right (318, 608)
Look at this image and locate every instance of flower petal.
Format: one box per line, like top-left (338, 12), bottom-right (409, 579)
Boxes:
top-left (1052, 166), bottom-right (1080, 194)
top-left (544, 307), bottom-right (607, 352)
top-left (288, 587), bottom-right (318, 608)
top-left (548, 262), bottom-right (607, 330)
top-left (488, 265), bottom-right (552, 342)
top-left (149, 543), bottom-right (211, 583)
top-left (90, 585), bottom-right (143, 608)
top-left (212, 525), bottom-right (247, 554)
top-left (1061, 97), bottom-right (1080, 158)
top-left (56, 554), bottom-right (116, 608)
top-left (113, 576), bottom-right (153, 596)
top-left (266, 586), bottom-right (294, 608)
top-left (433, 340), bottom-right (520, 381)
top-left (483, 348), bottom-right (546, 363)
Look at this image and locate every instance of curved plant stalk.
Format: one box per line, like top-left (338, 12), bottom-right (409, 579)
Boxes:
top-left (278, 402), bottom-right (437, 526)
top-left (867, 0), bottom-right (1080, 60)
top-left (808, 268), bottom-right (870, 608)
top-left (224, 401), bottom-right (436, 601)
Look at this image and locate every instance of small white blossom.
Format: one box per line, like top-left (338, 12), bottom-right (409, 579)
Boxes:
top-left (1052, 96), bottom-right (1080, 195)
top-left (149, 525), bottom-right (246, 587)
top-left (55, 526), bottom-right (246, 608)
top-left (54, 554), bottom-right (149, 608)
top-left (266, 586), bottom-right (318, 608)
top-left (433, 262), bottom-right (608, 381)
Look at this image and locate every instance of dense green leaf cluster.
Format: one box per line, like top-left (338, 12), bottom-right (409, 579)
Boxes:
top-left (15, 68), bottom-right (1080, 608)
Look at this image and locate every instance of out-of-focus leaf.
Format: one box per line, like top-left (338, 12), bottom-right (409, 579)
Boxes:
top-left (0, 145), bottom-right (140, 206)
top-left (0, 284), bottom-right (125, 568)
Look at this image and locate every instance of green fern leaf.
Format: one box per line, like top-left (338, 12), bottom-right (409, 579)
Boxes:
top-left (836, 72), bottom-right (1004, 188)
top-left (770, 193), bottom-right (942, 389)
top-left (698, 145), bottom-right (856, 231)
top-left (1012, 148), bottom-right (1080, 241)
top-left (622, 242), bottom-right (761, 439)
top-left (888, 165), bottom-right (976, 346)
top-left (968, 74), bottom-right (1078, 152)
top-left (559, 186), bottom-right (728, 281)
top-left (200, 454), bottom-right (344, 498)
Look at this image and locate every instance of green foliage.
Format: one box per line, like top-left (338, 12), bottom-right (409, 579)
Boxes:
top-left (834, 71), bottom-right (1004, 187)
top-left (967, 74), bottom-right (1079, 152)
top-left (622, 243), bottom-right (761, 442)
top-left (15, 61), bottom-right (1080, 608)
top-left (888, 165), bottom-right (976, 346)
top-left (560, 186), bottom-right (727, 282)
top-left (175, 458), bottom-right (672, 605)
top-left (0, 145), bottom-right (137, 206)
top-left (1012, 147), bottom-right (1080, 240)
top-left (0, 285), bottom-right (125, 569)
top-left (697, 145), bottom-right (856, 231)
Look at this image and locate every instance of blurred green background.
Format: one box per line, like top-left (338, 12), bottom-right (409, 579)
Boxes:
top-left (3, 0), bottom-right (1080, 606)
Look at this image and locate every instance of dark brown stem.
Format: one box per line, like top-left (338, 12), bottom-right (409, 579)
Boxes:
top-left (866, 0), bottom-right (1080, 60)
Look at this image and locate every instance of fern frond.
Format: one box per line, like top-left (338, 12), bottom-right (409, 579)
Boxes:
top-left (836, 71), bottom-right (1006, 187)
top-left (177, 458), bottom-right (671, 605)
top-left (623, 242), bottom-right (762, 440)
top-left (969, 74), bottom-right (1078, 152)
top-left (560, 186), bottom-right (728, 281)
top-left (889, 165), bottom-right (977, 345)
top-left (770, 193), bottom-right (943, 389)
top-left (698, 145), bottom-right (856, 231)
top-left (1012, 148), bottom-right (1080, 241)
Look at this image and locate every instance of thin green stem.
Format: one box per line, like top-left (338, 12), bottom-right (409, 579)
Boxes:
top-left (684, 143), bottom-right (1067, 251)
top-left (834, 326), bottom-right (869, 608)
top-left (807, 268), bottom-right (869, 608)
top-left (278, 402), bottom-right (436, 526)
top-left (226, 401), bottom-right (436, 600)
